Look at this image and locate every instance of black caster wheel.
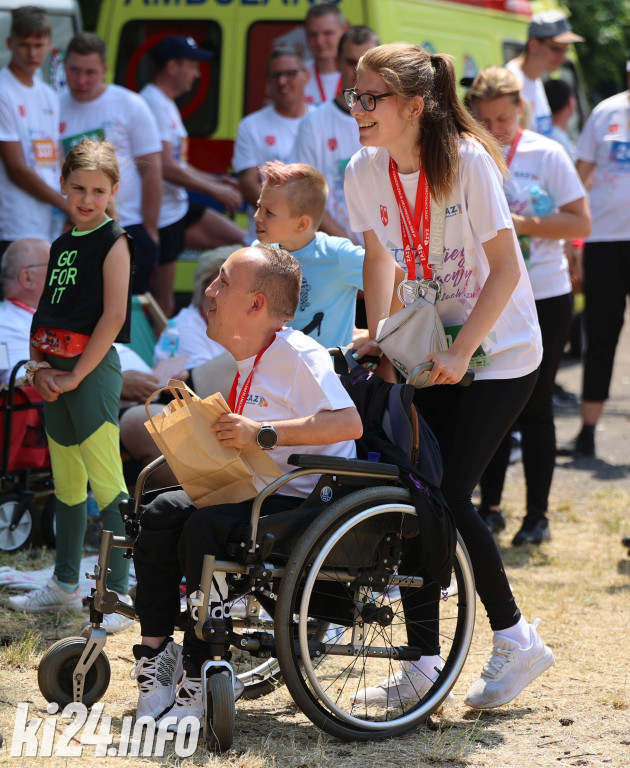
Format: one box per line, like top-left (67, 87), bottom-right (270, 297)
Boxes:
top-left (204, 673), bottom-right (234, 752)
top-left (0, 494), bottom-right (33, 552)
top-left (38, 637), bottom-right (111, 708)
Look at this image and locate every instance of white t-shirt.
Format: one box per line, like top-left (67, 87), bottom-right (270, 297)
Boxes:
top-left (114, 343), bottom-right (153, 375)
top-left (153, 304), bottom-right (226, 369)
top-left (0, 68), bottom-right (61, 241)
top-left (140, 83), bottom-right (189, 228)
top-left (576, 90), bottom-right (630, 242)
top-left (59, 85), bottom-right (162, 227)
top-left (504, 129), bottom-right (584, 299)
top-left (303, 60), bottom-right (342, 108)
top-left (345, 140), bottom-right (542, 380)
top-left (291, 99), bottom-right (363, 242)
top-left (232, 105), bottom-right (310, 243)
top-left (0, 300), bottom-right (35, 384)
top-left (236, 327), bottom-right (356, 497)
top-left (506, 59), bottom-right (552, 137)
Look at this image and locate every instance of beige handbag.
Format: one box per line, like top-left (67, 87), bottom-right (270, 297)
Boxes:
top-left (375, 198), bottom-right (447, 386)
top-left (144, 379), bottom-right (281, 507)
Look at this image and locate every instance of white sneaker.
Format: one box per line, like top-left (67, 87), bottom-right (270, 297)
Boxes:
top-left (82, 593), bottom-right (134, 635)
top-left (6, 576), bottom-right (82, 613)
top-left (131, 640), bottom-right (183, 719)
top-left (352, 660), bottom-right (445, 708)
top-left (464, 618), bottom-right (554, 710)
top-left (159, 664), bottom-right (204, 732)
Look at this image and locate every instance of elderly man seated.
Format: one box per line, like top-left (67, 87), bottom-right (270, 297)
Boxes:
top-left (129, 243), bottom-right (362, 728)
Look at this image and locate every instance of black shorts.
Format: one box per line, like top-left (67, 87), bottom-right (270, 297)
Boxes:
top-left (159, 203), bottom-right (206, 265)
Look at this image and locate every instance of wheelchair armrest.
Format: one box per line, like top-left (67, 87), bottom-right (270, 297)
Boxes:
top-left (288, 453), bottom-right (400, 478)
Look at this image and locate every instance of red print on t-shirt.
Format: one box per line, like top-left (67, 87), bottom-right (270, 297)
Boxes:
top-left (328, 137), bottom-right (338, 151)
top-left (380, 205), bottom-right (388, 226)
top-left (19, 105), bottom-right (26, 117)
top-left (265, 135), bottom-right (276, 147)
top-left (610, 123), bottom-right (620, 134)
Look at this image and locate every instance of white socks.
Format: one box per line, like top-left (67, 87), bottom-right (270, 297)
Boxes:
top-left (495, 614), bottom-right (530, 648)
top-left (404, 654), bottom-right (442, 681)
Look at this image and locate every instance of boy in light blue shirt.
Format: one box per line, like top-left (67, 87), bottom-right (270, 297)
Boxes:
top-left (253, 160), bottom-right (364, 349)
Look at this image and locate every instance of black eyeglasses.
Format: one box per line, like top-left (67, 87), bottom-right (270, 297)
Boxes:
top-left (343, 89), bottom-right (395, 111)
top-left (268, 69), bottom-right (304, 82)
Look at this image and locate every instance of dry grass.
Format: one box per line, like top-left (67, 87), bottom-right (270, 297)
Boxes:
top-left (1, 471), bottom-right (629, 768)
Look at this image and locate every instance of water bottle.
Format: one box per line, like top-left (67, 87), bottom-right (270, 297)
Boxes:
top-left (530, 184), bottom-right (554, 216)
top-left (160, 319), bottom-right (180, 358)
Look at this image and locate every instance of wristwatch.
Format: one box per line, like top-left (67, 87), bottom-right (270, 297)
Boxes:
top-left (256, 424), bottom-right (278, 450)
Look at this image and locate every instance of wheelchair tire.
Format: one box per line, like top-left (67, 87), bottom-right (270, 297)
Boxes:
top-left (38, 637), bottom-right (111, 708)
top-left (0, 494), bottom-right (33, 552)
top-left (204, 673), bottom-right (234, 752)
top-left (274, 485), bottom-right (475, 741)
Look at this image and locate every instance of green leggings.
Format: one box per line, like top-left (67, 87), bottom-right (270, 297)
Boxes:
top-left (43, 347), bottom-right (129, 593)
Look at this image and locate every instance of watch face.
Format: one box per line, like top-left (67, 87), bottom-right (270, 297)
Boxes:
top-left (257, 425), bottom-right (277, 449)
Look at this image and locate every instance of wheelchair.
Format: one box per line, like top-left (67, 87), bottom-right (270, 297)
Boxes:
top-left (37, 449), bottom-right (476, 752)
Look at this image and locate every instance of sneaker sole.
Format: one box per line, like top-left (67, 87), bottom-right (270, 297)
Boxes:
top-left (7, 601), bottom-right (82, 614)
top-left (465, 646), bottom-right (554, 710)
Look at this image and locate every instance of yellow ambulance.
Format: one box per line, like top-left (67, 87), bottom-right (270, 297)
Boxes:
top-left (95, 0), bottom-right (537, 176)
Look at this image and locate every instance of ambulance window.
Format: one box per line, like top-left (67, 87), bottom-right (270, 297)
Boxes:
top-left (502, 40), bottom-right (524, 64)
top-left (244, 21), bottom-right (308, 117)
top-left (114, 21), bottom-right (220, 137)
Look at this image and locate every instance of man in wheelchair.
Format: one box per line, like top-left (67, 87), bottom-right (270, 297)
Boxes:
top-left (130, 244), bottom-right (363, 727)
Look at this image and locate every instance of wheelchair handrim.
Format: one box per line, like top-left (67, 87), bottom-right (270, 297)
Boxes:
top-left (298, 502), bottom-right (475, 731)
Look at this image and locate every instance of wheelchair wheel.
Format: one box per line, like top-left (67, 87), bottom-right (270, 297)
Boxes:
top-left (204, 673), bottom-right (234, 752)
top-left (274, 486), bottom-right (475, 741)
top-left (38, 637), bottom-right (111, 708)
top-left (0, 494), bottom-right (33, 552)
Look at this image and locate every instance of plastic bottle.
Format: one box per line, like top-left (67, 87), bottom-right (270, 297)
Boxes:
top-left (160, 319), bottom-right (180, 358)
top-left (530, 184), bottom-right (554, 216)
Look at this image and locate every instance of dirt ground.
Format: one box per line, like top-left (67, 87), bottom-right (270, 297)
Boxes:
top-left (1, 323), bottom-right (629, 768)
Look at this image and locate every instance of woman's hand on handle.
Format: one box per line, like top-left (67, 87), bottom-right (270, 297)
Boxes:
top-left (424, 347), bottom-right (471, 386)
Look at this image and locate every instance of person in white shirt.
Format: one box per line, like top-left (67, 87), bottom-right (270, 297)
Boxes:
top-left (141, 35), bottom-right (246, 317)
top-left (0, 238), bottom-right (50, 383)
top-left (60, 33), bottom-right (163, 295)
top-left (344, 42), bottom-right (551, 711)
top-left (232, 48), bottom-right (311, 243)
top-left (129, 244), bottom-right (362, 726)
top-left (303, 2), bottom-right (347, 108)
top-left (506, 11), bottom-right (583, 137)
top-left (468, 66), bottom-right (590, 546)
top-left (566, 65), bottom-right (630, 459)
top-left (0, 7), bottom-right (67, 261)
top-left (292, 25), bottom-right (379, 243)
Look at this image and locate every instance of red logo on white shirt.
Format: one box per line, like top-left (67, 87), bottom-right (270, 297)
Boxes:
top-left (328, 137), bottom-right (338, 151)
top-left (380, 205), bottom-right (388, 226)
top-left (19, 105), bottom-right (26, 117)
top-left (265, 135), bottom-right (276, 147)
top-left (59, 122), bottom-right (66, 133)
top-left (305, 95), bottom-right (314, 105)
top-left (610, 123), bottom-right (620, 133)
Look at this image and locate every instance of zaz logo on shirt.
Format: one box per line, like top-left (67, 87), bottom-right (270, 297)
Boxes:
top-left (247, 394), bottom-right (269, 407)
top-left (445, 204), bottom-right (462, 218)
top-left (380, 205), bottom-right (388, 225)
top-left (264, 135), bottom-right (276, 146)
top-left (327, 137), bottom-right (338, 151)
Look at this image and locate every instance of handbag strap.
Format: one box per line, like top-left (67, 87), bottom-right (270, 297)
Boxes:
top-left (428, 194), bottom-right (446, 269)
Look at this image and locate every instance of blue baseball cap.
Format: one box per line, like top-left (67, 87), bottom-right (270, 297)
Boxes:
top-left (151, 35), bottom-right (213, 63)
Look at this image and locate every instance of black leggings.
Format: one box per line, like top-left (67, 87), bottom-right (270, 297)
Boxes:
top-left (582, 241), bottom-right (630, 402)
top-left (413, 369), bottom-right (538, 631)
top-left (480, 292), bottom-right (573, 516)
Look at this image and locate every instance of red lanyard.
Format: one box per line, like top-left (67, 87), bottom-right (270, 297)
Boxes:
top-left (388, 157), bottom-right (431, 281)
top-left (505, 127), bottom-right (523, 168)
top-left (227, 339), bottom-right (273, 415)
top-left (8, 299), bottom-right (36, 315)
top-left (314, 63), bottom-right (342, 103)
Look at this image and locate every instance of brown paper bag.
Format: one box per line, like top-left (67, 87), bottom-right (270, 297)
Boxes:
top-left (144, 379), bottom-right (282, 507)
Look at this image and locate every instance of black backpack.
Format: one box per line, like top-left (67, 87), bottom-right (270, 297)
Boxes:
top-left (335, 354), bottom-right (456, 589)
